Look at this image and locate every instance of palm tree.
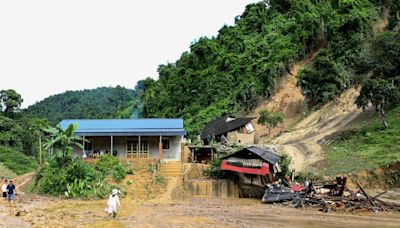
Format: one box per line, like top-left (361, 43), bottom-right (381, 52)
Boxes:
top-left (43, 123), bottom-right (86, 166)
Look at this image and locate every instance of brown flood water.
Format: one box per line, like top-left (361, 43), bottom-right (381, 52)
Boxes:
top-left (1, 195), bottom-right (400, 228)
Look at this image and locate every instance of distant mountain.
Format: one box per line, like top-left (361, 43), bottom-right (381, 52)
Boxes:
top-left (26, 86), bottom-right (139, 125)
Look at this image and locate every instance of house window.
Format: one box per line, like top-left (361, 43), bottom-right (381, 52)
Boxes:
top-left (127, 140), bottom-right (148, 152)
top-left (162, 139), bottom-right (170, 150)
top-left (127, 141), bottom-right (138, 152)
top-left (141, 140), bottom-right (148, 151)
top-left (245, 122), bottom-right (255, 133)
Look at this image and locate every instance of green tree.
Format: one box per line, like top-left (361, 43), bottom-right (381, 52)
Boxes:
top-left (356, 79), bottom-right (399, 128)
top-left (0, 89), bottom-right (23, 117)
top-left (29, 118), bottom-right (50, 165)
top-left (257, 109), bottom-right (285, 134)
top-left (43, 123), bottom-right (85, 167)
top-left (298, 51), bottom-right (349, 107)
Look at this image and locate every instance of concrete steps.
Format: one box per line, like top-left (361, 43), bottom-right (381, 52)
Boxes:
top-left (159, 162), bottom-right (183, 177)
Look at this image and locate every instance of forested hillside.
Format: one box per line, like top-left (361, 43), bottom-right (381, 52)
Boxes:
top-left (139, 0), bottom-right (400, 137)
top-left (26, 86), bottom-right (138, 125)
top-left (0, 89), bottom-right (38, 176)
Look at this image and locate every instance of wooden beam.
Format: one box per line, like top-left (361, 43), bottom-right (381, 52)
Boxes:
top-left (159, 135), bottom-right (163, 160)
top-left (125, 138), bottom-right (128, 160)
top-left (82, 136), bottom-right (85, 159)
top-left (181, 142), bottom-right (184, 162)
top-left (138, 136), bottom-right (141, 158)
top-left (111, 136), bottom-right (113, 156)
top-left (356, 181), bottom-right (375, 207)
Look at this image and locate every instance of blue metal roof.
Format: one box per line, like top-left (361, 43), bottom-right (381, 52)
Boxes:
top-left (59, 119), bottom-right (186, 136)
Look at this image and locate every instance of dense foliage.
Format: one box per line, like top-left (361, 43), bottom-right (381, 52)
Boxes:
top-left (0, 90), bottom-right (40, 175)
top-left (95, 154), bottom-right (126, 181)
top-left (32, 125), bottom-right (126, 198)
top-left (139, 0), bottom-right (383, 137)
top-left (355, 21), bottom-right (400, 127)
top-left (26, 86), bottom-right (138, 125)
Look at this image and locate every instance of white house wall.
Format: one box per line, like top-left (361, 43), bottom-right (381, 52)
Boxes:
top-left (72, 135), bottom-right (183, 161)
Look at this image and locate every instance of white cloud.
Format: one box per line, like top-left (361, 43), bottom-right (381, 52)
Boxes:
top-left (0, 0), bottom-right (259, 108)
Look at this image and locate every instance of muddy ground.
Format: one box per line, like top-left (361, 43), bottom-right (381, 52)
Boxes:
top-left (1, 194), bottom-right (400, 228)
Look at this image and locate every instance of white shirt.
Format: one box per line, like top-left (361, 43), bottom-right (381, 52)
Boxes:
top-left (108, 195), bottom-right (120, 207)
top-left (107, 195), bottom-right (121, 213)
top-left (2, 184), bottom-right (7, 192)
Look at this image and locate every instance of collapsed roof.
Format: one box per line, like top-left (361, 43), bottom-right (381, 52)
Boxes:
top-left (200, 115), bottom-right (255, 140)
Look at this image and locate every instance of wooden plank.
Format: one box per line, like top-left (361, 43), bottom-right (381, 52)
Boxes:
top-left (356, 181), bottom-right (375, 207)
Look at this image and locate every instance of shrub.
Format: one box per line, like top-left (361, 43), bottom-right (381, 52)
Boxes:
top-left (36, 158), bottom-right (96, 196)
top-left (111, 164), bottom-right (126, 181)
top-left (279, 154), bottom-right (292, 177)
top-left (33, 157), bottom-right (127, 199)
top-left (295, 171), bottom-right (323, 183)
top-left (203, 157), bottom-right (228, 179)
top-left (95, 154), bottom-right (119, 174)
top-left (155, 175), bottom-right (166, 185)
top-left (126, 180), bottom-right (133, 185)
top-left (126, 168), bottom-right (135, 175)
top-left (95, 154), bottom-right (126, 181)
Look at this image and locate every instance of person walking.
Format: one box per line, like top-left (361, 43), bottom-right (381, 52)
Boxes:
top-left (2, 179), bottom-right (7, 204)
top-left (106, 189), bottom-right (121, 220)
top-left (6, 180), bottom-right (16, 207)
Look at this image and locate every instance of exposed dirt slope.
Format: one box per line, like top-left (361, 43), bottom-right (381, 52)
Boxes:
top-left (250, 56), bottom-right (365, 172)
top-left (272, 88), bottom-right (365, 171)
top-left (250, 53), bottom-right (317, 140)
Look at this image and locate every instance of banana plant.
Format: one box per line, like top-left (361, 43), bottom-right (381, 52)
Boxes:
top-left (43, 123), bottom-right (87, 166)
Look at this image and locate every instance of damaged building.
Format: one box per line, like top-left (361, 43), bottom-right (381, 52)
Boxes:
top-left (200, 115), bottom-right (257, 145)
top-left (220, 146), bottom-right (282, 197)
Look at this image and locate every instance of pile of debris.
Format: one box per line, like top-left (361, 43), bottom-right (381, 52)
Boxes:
top-left (262, 177), bottom-right (400, 213)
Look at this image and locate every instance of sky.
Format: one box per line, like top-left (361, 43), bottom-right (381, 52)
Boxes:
top-left (0, 0), bottom-right (259, 108)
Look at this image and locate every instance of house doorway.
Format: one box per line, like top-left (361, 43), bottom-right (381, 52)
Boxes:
top-left (127, 140), bottom-right (149, 158)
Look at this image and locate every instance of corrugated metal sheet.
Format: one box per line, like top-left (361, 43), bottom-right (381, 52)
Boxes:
top-left (200, 115), bottom-right (255, 140)
top-left (223, 146), bottom-right (281, 164)
top-left (59, 119), bottom-right (186, 136)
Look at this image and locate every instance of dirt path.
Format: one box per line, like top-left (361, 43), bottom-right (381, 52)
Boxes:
top-left (3, 196), bottom-right (400, 228)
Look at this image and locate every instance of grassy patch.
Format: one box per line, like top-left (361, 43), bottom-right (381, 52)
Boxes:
top-left (0, 162), bottom-right (16, 178)
top-left (0, 146), bottom-right (38, 175)
top-left (155, 175), bottom-right (166, 185)
top-left (321, 107), bottom-right (400, 176)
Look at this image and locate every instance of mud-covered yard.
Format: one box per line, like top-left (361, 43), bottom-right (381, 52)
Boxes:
top-left (1, 195), bottom-right (400, 228)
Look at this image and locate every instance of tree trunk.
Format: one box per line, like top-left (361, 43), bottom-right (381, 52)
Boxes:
top-left (268, 126), bottom-right (272, 135)
top-left (39, 134), bottom-right (42, 165)
top-left (378, 109), bottom-right (388, 128)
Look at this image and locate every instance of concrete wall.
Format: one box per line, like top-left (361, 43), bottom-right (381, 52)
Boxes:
top-left (227, 131), bottom-right (255, 145)
top-left (148, 136), bottom-right (182, 161)
top-left (72, 135), bottom-right (183, 161)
